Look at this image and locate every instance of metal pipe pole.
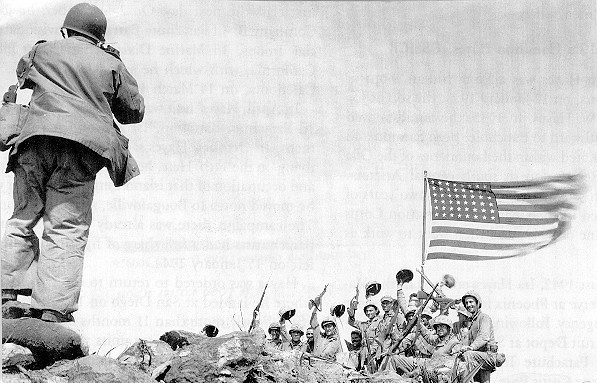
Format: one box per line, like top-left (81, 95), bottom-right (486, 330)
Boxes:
top-left (421, 171), bottom-right (428, 292)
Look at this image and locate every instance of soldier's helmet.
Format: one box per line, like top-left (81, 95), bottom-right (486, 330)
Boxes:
top-left (279, 307), bottom-right (296, 321)
top-left (432, 315), bottom-right (453, 330)
top-left (289, 324), bottom-right (304, 335)
top-left (268, 322), bottom-right (281, 333)
top-left (62, 3), bottom-right (107, 42)
top-left (363, 302), bottom-right (379, 313)
top-left (365, 281), bottom-right (381, 297)
top-left (203, 324), bottom-right (219, 337)
top-left (320, 316), bottom-right (337, 328)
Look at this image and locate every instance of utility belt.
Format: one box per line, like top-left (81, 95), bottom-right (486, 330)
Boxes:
top-left (483, 342), bottom-right (499, 353)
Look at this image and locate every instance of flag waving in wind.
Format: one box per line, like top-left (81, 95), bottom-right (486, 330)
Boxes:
top-left (426, 174), bottom-right (584, 261)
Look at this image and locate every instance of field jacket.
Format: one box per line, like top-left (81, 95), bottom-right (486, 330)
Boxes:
top-left (7, 36), bottom-right (145, 186)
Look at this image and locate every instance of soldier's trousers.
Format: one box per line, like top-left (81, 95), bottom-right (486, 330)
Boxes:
top-left (387, 355), bottom-right (423, 374)
top-left (1, 136), bottom-right (103, 316)
top-left (461, 351), bottom-right (497, 377)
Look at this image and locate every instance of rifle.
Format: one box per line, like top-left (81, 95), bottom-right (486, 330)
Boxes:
top-left (308, 284), bottom-right (328, 311)
top-left (247, 281), bottom-right (269, 333)
top-left (388, 283), bottom-right (439, 354)
top-left (416, 269), bottom-right (458, 314)
top-left (375, 282), bottom-right (439, 367)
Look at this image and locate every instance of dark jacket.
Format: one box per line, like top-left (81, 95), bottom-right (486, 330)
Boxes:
top-left (7, 36), bottom-right (145, 186)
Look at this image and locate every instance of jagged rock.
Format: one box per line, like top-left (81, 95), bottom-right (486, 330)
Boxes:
top-left (157, 330), bottom-right (414, 383)
top-left (2, 343), bottom-right (36, 370)
top-left (118, 339), bottom-right (176, 376)
top-left (160, 331), bottom-right (262, 382)
top-left (2, 318), bottom-right (85, 367)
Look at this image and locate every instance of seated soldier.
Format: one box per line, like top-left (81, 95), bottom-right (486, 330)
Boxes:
top-left (452, 303), bottom-right (472, 341)
top-left (452, 291), bottom-right (505, 383)
top-left (387, 315), bottom-right (459, 375)
top-left (401, 307), bottom-right (434, 359)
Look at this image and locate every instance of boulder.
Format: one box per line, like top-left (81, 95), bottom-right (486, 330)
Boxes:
top-left (2, 343), bottom-right (36, 370)
top-left (2, 318), bottom-right (86, 367)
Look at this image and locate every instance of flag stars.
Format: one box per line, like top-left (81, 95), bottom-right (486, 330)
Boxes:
top-left (429, 178), bottom-right (498, 223)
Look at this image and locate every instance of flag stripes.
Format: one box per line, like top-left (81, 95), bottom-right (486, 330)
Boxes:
top-left (426, 175), bottom-right (583, 261)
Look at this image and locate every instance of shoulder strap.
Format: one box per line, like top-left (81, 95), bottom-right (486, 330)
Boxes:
top-left (16, 42), bottom-right (44, 88)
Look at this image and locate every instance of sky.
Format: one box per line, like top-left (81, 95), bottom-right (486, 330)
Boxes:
top-left (1, 1), bottom-right (596, 381)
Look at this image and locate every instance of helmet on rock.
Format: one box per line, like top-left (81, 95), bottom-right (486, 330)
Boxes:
top-left (62, 3), bottom-right (107, 42)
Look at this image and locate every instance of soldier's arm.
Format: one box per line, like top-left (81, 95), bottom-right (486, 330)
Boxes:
top-left (112, 63), bottom-right (145, 124)
top-left (279, 318), bottom-right (290, 342)
top-left (310, 307), bottom-right (322, 343)
top-left (418, 322), bottom-right (439, 345)
top-left (395, 282), bottom-right (409, 315)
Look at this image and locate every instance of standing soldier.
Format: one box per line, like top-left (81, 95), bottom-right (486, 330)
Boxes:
top-left (265, 322), bottom-right (284, 351)
top-left (282, 324), bottom-right (306, 352)
top-left (347, 300), bottom-right (381, 362)
top-left (308, 286), bottom-right (341, 361)
top-left (1, 3), bottom-right (144, 324)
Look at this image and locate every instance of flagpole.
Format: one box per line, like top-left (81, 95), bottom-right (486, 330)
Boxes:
top-left (421, 171), bottom-right (428, 292)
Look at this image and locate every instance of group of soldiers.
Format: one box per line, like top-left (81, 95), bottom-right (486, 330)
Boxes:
top-left (250, 271), bottom-right (506, 383)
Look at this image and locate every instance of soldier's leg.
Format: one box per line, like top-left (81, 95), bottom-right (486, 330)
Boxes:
top-left (1, 143), bottom-right (48, 301)
top-left (387, 355), bottom-right (418, 374)
top-left (461, 351), bottom-right (497, 378)
top-left (31, 139), bottom-right (103, 319)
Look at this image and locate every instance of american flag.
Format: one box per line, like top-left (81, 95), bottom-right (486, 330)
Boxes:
top-left (426, 175), bottom-right (583, 261)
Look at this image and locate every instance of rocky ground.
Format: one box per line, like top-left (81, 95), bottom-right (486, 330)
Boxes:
top-left (2, 307), bottom-right (413, 383)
